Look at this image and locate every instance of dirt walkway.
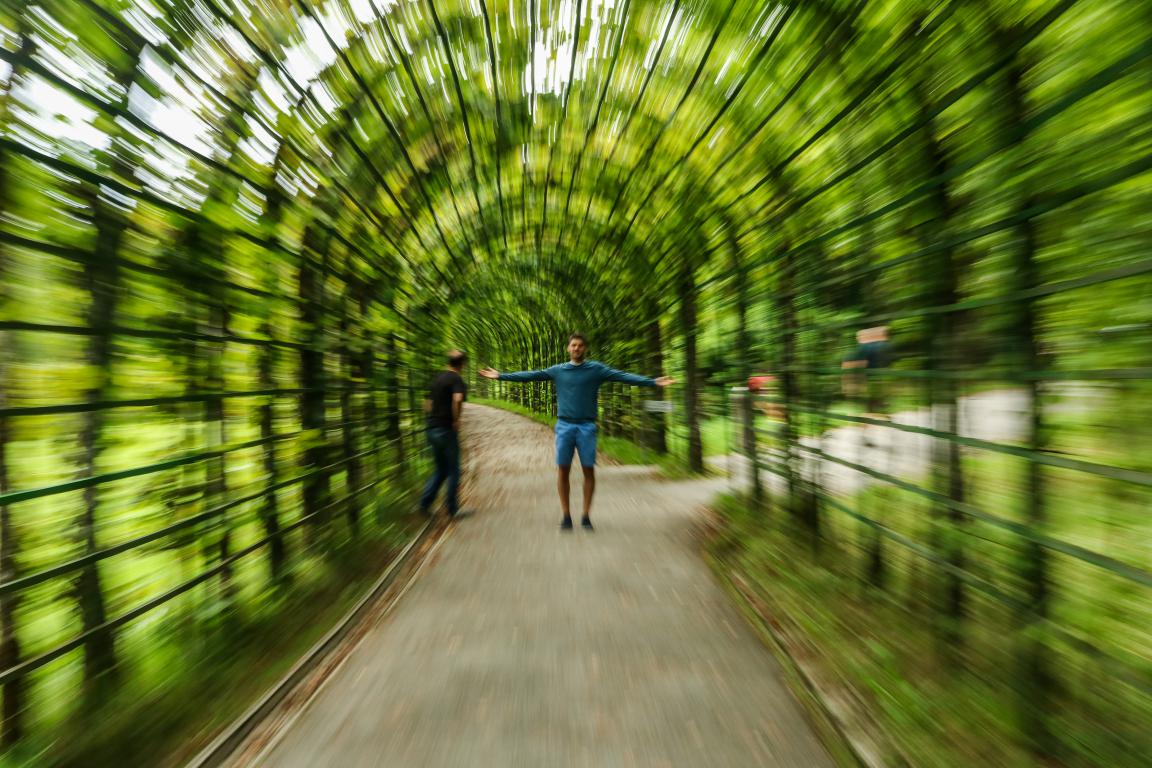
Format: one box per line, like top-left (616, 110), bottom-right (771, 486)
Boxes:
top-left (250, 405), bottom-right (835, 767)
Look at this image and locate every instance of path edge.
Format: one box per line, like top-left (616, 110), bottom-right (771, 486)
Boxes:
top-left (184, 518), bottom-right (440, 768)
top-left (706, 551), bottom-right (902, 768)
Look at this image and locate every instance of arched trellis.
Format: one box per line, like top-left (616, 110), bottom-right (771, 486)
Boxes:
top-left (28, 0), bottom-right (1065, 325)
top-left (17, 0), bottom-right (898, 347)
top-left (61, 0), bottom-right (842, 285)
top-left (0, 0), bottom-right (1148, 763)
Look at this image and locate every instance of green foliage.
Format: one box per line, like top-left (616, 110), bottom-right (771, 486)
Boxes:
top-left (707, 490), bottom-right (1150, 768)
top-left (0, 0), bottom-right (1147, 761)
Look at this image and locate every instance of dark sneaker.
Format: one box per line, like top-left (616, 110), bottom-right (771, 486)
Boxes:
top-left (559, 517), bottom-right (574, 530)
top-left (581, 517), bottom-right (594, 531)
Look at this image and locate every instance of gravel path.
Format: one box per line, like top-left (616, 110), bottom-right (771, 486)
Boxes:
top-left (251, 404), bottom-right (834, 768)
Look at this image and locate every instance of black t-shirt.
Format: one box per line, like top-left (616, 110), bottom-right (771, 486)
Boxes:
top-left (427, 370), bottom-right (467, 429)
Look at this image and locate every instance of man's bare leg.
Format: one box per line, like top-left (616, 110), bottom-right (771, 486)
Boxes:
top-left (581, 466), bottom-right (595, 527)
top-left (557, 465), bottom-right (572, 524)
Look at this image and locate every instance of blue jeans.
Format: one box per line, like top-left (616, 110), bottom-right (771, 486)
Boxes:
top-left (421, 427), bottom-right (460, 515)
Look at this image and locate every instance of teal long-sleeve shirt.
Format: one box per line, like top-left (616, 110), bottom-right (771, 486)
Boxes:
top-left (499, 361), bottom-right (656, 422)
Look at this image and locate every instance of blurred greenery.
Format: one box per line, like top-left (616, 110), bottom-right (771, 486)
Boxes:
top-left (0, 0), bottom-right (1147, 763)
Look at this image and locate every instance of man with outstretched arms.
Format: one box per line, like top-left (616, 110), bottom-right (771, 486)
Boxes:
top-left (479, 333), bottom-right (673, 531)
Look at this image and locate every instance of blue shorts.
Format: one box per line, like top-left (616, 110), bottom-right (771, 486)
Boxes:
top-left (555, 420), bottom-right (597, 467)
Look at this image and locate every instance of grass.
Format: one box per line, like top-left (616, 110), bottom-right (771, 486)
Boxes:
top-left (713, 494), bottom-right (1041, 767)
top-left (471, 397), bottom-right (726, 477)
top-left (470, 397), bottom-right (553, 429)
top-left (707, 417), bottom-right (1152, 768)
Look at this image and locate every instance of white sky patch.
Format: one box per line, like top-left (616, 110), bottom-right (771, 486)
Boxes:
top-left (135, 49), bottom-right (216, 160)
top-left (239, 113), bottom-right (279, 168)
top-left (13, 75), bottom-right (109, 152)
top-left (140, 153), bottom-right (197, 204)
top-left (234, 181), bottom-right (266, 225)
top-left (523, 37), bottom-right (547, 96)
top-left (150, 96), bottom-right (214, 158)
top-left (34, 35), bottom-right (116, 99)
top-left (257, 69), bottom-right (291, 115)
top-left (122, 0), bottom-right (171, 45)
top-left (139, 48), bottom-right (179, 104)
top-left (296, 161), bottom-right (322, 198)
top-left (317, 1), bottom-right (355, 49)
top-left (282, 16), bottom-right (338, 86)
top-left (311, 82), bottom-right (341, 116)
top-left (524, 0), bottom-right (621, 100)
top-left (348, 0), bottom-right (380, 25)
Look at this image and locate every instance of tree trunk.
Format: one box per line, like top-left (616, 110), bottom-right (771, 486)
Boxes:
top-left (729, 229), bottom-right (760, 503)
top-left (341, 274), bottom-right (362, 535)
top-left (182, 74), bottom-right (259, 613)
top-left (992, 24), bottom-right (1052, 753)
top-left (256, 147), bottom-right (288, 583)
top-left (912, 74), bottom-right (967, 649)
top-left (357, 282), bottom-right (382, 523)
top-left (679, 269), bottom-right (703, 473)
top-left (73, 31), bottom-right (158, 695)
top-left (644, 308), bottom-right (667, 454)
top-left (299, 210), bottom-right (333, 540)
top-left (385, 331), bottom-right (403, 476)
top-left (777, 246), bottom-right (817, 539)
top-left (75, 197), bottom-right (122, 704)
top-left (257, 318), bottom-right (285, 582)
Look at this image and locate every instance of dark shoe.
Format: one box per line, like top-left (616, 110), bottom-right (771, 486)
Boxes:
top-left (419, 505), bottom-right (432, 517)
top-left (559, 517), bottom-right (574, 530)
top-left (581, 517), bottom-right (594, 531)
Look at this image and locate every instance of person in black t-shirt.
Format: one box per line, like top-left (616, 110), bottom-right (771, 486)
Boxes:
top-left (420, 350), bottom-right (468, 517)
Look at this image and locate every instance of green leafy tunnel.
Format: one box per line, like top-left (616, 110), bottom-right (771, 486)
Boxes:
top-left (0, 0), bottom-right (1148, 763)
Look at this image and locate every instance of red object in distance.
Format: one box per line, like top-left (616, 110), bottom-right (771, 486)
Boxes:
top-left (748, 374), bottom-right (776, 392)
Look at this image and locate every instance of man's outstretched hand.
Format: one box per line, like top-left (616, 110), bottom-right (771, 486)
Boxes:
top-left (479, 367), bottom-right (500, 380)
top-left (655, 376), bottom-right (675, 387)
